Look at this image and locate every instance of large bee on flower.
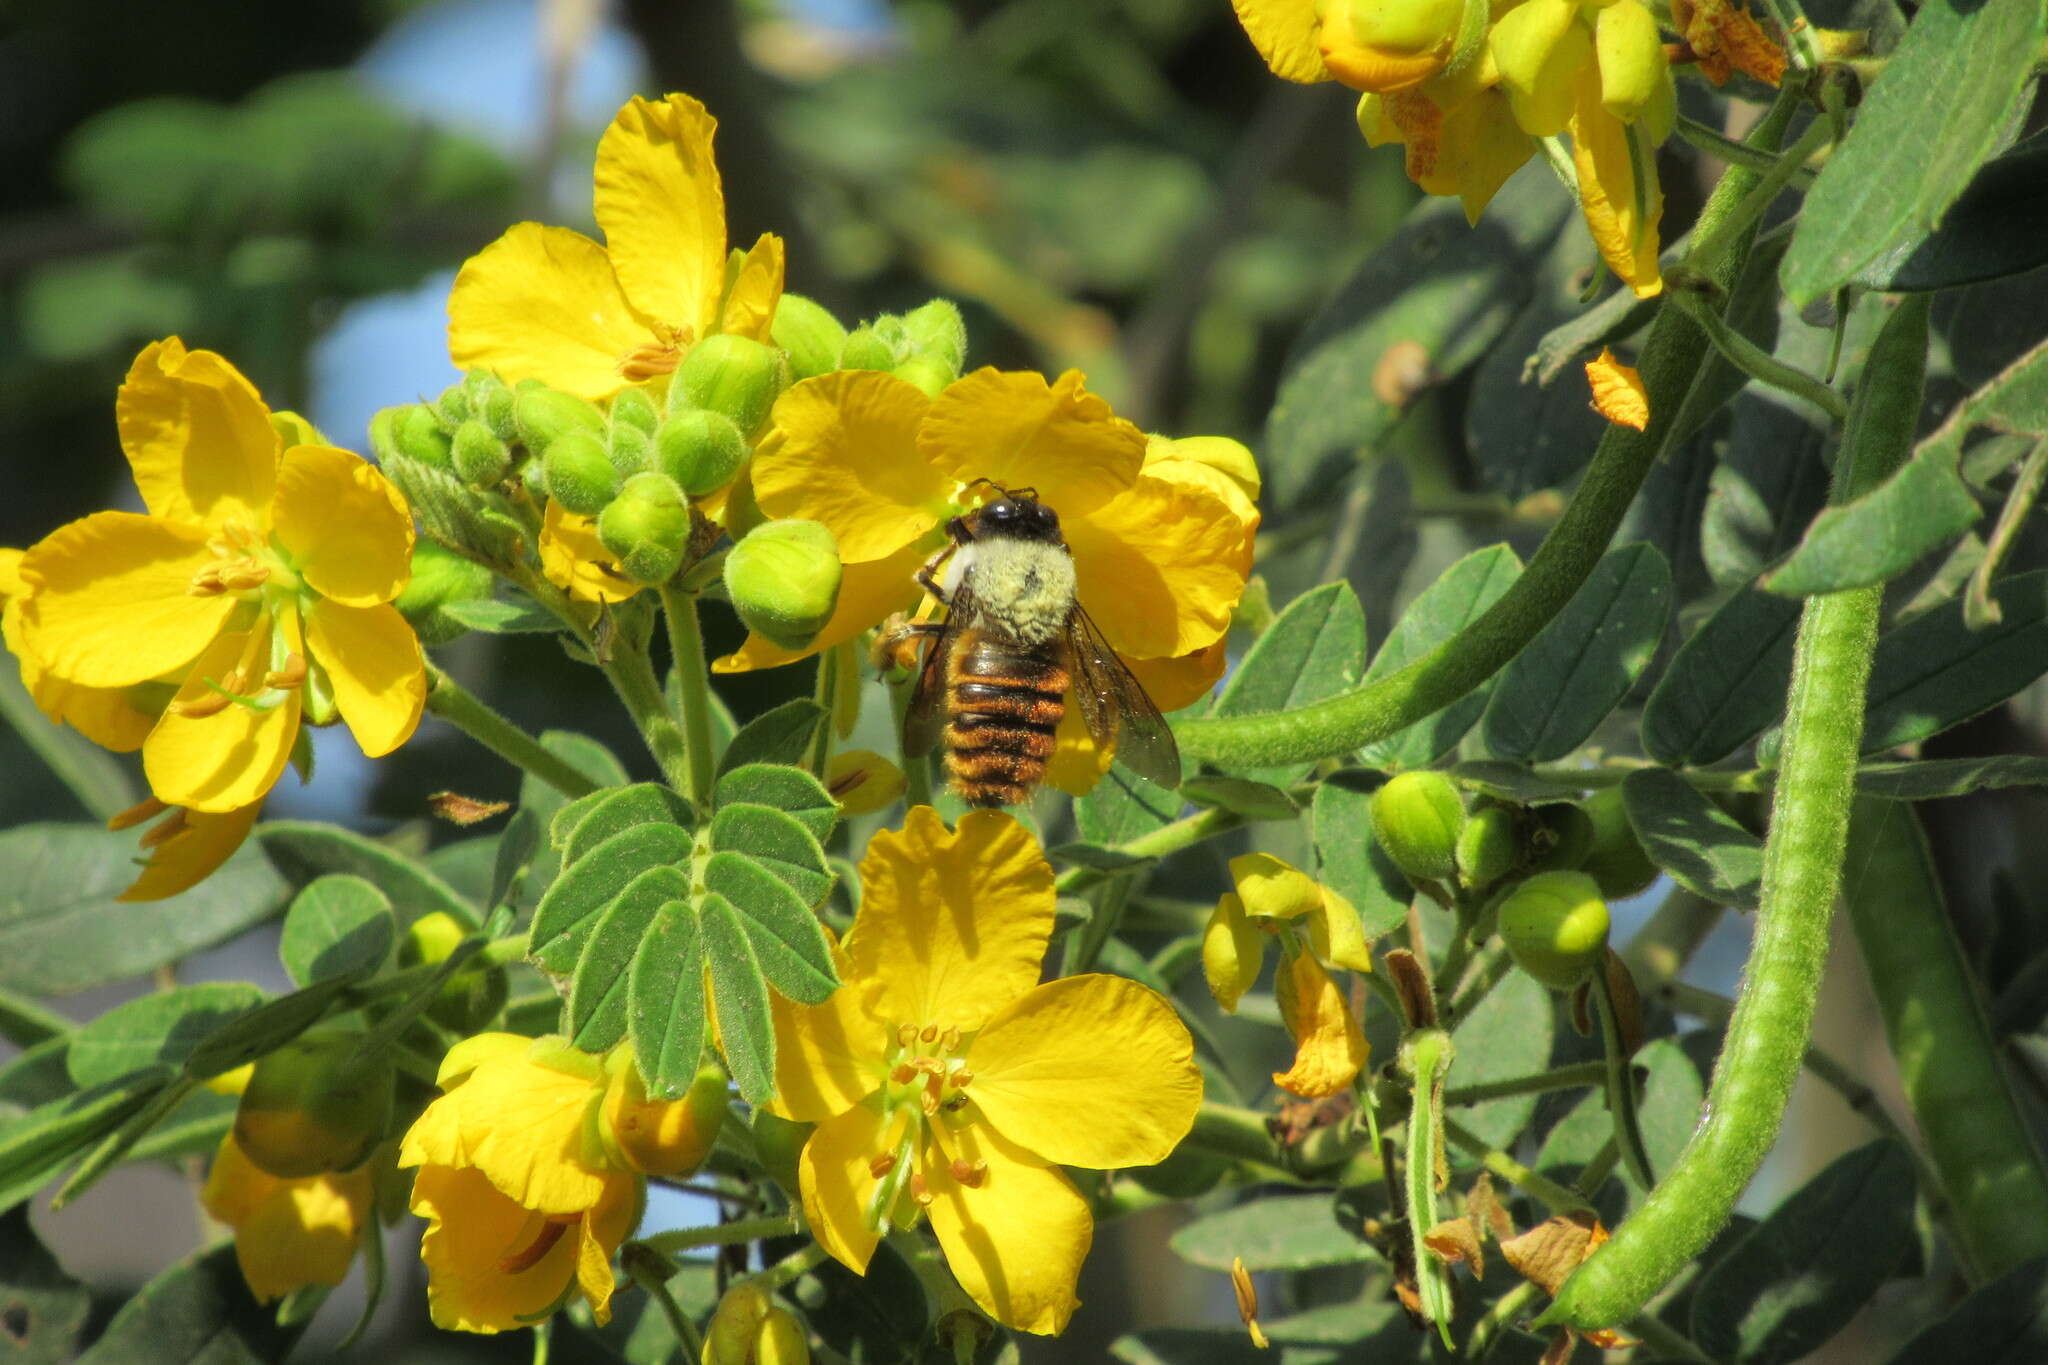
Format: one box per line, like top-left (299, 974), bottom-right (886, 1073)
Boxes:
top-left (880, 482), bottom-right (1180, 807)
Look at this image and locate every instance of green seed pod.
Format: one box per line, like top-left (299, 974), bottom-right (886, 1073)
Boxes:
top-left (609, 384), bottom-right (660, 435)
top-left (545, 431), bottom-right (623, 515)
top-left (891, 356), bottom-right (952, 399)
top-left (393, 541), bottom-right (495, 646)
top-left (481, 384), bottom-right (519, 445)
top-left (677, 334), bottom-right (790, 441)
top-left (388, 404), bottom-right (454, 470)
top-left (607, 419), bottom-right (655, 478)
top-left (451, 418), bottom-right (512, 485)
top-left (597, 472), bottom-right (692, 584)
top-left (771, 292), bottom-right (849, 381)
top-left (899, 297), bottom-right (967, 374)
top-left (1499, 870), bottom-right (1610, 991)
top-left (1577, 787), bottom-right (1659, 897)
top-left (233, 1030), bottom-right (394, 1178)
top-left (655, 409), bottom-right (749, 496)
top-left (1456, 804), bottom-right (1519, 890)
top-left (1526, 802), bottom-right (1595, 875)
top-left (725, 519), bottom-right (842, 650)
top-left (837, 325), bottom-right (896, 373)
top-left (431, 380), bottom-right (471, 430)
top-left (1369, 771), bottom-right (1465, 885)
top-left (401, 910), bottom-right (509, 1031)
top-left (514, 387), bottom-right (607, 453)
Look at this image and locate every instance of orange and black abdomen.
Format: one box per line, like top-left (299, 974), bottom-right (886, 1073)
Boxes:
top-left (944, 634), bottom-right (1068, 808)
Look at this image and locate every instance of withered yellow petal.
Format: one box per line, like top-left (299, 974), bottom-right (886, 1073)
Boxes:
top-left (1230, 852), bottom-right (1324, 921)
top-left (116, 338), bottom-right (280, 530)
top-left (1308, 886), bottom-right (1377, 974)
top-left (1570, 74), bottom-right (1664, 298)
top-left (1204, 893), bottom-right (1266, 1013)
top-left (271, 445), bottom-right (414, 607)
top-left (593, 93), bottom-right (728, 342)
top-left (1273, 950), bottom-right (1369, 1097)
top-left (1585, 347), bottom-right (1650, 430)
top-left (447, 223), bottom-right (651, 400)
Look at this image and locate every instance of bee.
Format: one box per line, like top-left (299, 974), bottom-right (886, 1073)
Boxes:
top-left (882, 483), bottom-right (1181, 808)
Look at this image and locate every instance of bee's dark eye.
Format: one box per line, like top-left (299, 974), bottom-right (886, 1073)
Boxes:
top-left (985, 499), bottom-right (1015, 521)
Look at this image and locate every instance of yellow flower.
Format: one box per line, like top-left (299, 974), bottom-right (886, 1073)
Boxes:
top-left (12, 339), bottom-right (424, 819)
top-left (719, 368), bottom-right (1256, 704)
top-left (201, 1132), bottom-right (376, 1304)
top-left (448, 93), bottom-right (783, 401)
top-left (1356, 57), bottom-right (1538, 225)
top-left (398, 1034), bottom-right (644, 1333)
top-left (1232, 0), bottom-right (1470, 92)
top-left (768, 807), bottom-right (1203, 1334)
top-left (1671, 0), bottom-right (1786, 87)
top-left (106, 796), bottom-right (265, 902)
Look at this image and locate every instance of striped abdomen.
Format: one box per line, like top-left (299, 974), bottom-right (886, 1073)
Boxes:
top-left (944, 633), bottom-right (1068, 808)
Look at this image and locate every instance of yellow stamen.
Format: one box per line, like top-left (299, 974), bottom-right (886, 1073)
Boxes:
top-left (1231, 1257), bottom-right (1270, 1349)
top-left (265, 652), bottom-right (308, 689)
top-left (909, 1173), bottom-right (932, 1207)
top-left (868, 1153), bottom-right (898, 1179)
top-left (136, 808), bottom-right (190, 850)
top-left (108, 797), bottom-right (169, 832)
top-left (950, 1070), bottom-right (973, 1089)
top-left (890, 1063), bottom-right (918, 1086)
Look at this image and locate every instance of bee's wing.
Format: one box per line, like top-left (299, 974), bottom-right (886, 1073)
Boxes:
top-left (1065, 600), bottom-right (1182, 789)
top-left (902, 584), bottom-right (972, 761)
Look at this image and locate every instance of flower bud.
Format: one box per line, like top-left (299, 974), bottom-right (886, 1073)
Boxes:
top-left (1369, 771), bottom-right (1465, 885)
top-left (770, 292), bottom-right (848, 381)
top-left (702, 1284), bottom-right (774, 1365)
top-left (607, 419), bottom-right (656, 478)
top-left (1576, 787), bottom-right (1658, 898)
top-left (481, 384), bottom-right (519, 445)
top-left (394, 541), bottom-right (495, 646)
top-left (432, 380), bottom-right (471, 429)
top-left (756, 1309), bottom-right (809, 1365)
top-left (602, 1060), bottom-right (726, 1176)
top-left (400, 910), bottom-right (508, 1030)
top-left (890, 356), bottom-right (952, 399)
top-left (451, 418), bottom-right (512, 485)
top-left (825, 749), bottom-right (905, 815)
top-left (598, 473), bottom-right (693, 585)
top-left (233, 1030), bottom-right (393, 1178)
top-left (1203, 892), bottom-right (1264, 1013)
top-left (656, 410), bottom-right (749, 496)
top-left (1499, 871), bottom-right (1610, 990)
top-left (899, 298), bottom-right (967, 374)
top-left (515, 387), bottom-right (608, 453)
top-left (837, 326), bottom-right (896, 373)
top-left (1526, 801), bottom-right (1593, 875)
top-left (1456, 805), bottom-right (1519, 890)
top-left (725, 520), bottom-right (842, 650)
top-left (1319, 0), bottom-right (1464, 93)
top-left (609, 384), bottom-right (661, 435)
top-left (545, 431), bottom-right (623, 515)
top-left (677, 335), bottom-right (790, 441)
top-left (374, 403), bottom-right (453, 470)
top-left (750, 1109), bottom-right (812, 1196)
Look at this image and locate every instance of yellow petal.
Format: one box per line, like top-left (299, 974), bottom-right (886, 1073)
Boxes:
top-left (1272, 950), bottom-right (1368, 1097)
top-left (751, 372), bottom-right (946, 562)
top-left (447, 223), bottom-right (651, 400)
top-left (1143, 434), bottom-right (1261, 524)
top-left (143, 626), bottom-right (301, 812)
top-left (438, 1032), bottom-right (535, 1089)
top-left (593, 93), bottom-right (728, 343)
top-left (203, 1135), bottom-right (370, 1304)
top-left (270, 445), bottom-right (414, 607)
top-left (574, 1174), bottom-right (641, 1326)
top-left (923, 1122), bottom-right (1090, 1335)
top-left (1043, 703), bottom-right (1113, 799)
top-left (965, 974), bottom-right (1202, 1169)
top-left (115, 338), bottom-right (280, 530)
top-left (4, 590), bottom-right (155, 751)
top-left (1128, 640), bottom-right (1229, 714)
top-left (1570, 73), bottom-right (1664, 298)
top-left (17, 513), bottom-right (227, 689)
top-left (305, 599), bottom-right (425, 757)
top-left (1585, 347), bottom-right (1650, 430)
top-left (1230, 852), bottom-right (1324, 921)
top-left (1436, 88), bottom-right (1538, 225)
top-left (1230, 0), bottom-right (1333, 82)
top-left (539, 501), bottom-right (638, 604)
top-left (720, 234), bottom-right (785, 343)
top-left (412, 1163), bottom-right (583, 1334)
top-left (1065, 475), bottom-right (1250, 659)
top-left (1489, 0), bottom-right (1589, 137)
top-left (1594, 0), bottom-right (1668, 123)
top-left (398, 1047), bottom-right (611, 1214)
top-left (918, 370), bottom-right (1146, 518)
top-left (845, 807), bottom-right (1054, 1033)
top-left (118, 800), bottom-right (262, 902)
top-left (1204, 893), bottom-right (1266, 1012)
top-left (769, 947), bottom-right (887, 1124)
top-left (798, 1097), bottom-right (892, 1275)
top-left (714, 534), bottom-right (929, 672)
top-left (1308, 886), bottom-right (1377, 973)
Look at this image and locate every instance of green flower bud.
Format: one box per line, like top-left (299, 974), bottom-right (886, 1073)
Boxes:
top-left (890, 356), bottom-right (952, 399)
top-left (1370, 771), bottom-right (1465, 885)
top-left (609, 384), bottom-right (660, 435)
top-left (677, 334), bottom-right (790, 441)
top-left (1456, 805), bottom-right (1519, 890)
top-left (1527, 802), bottom-right (1594, 875)
top-left (393, 541), bottom-right (495, 646)
top-left (545, 431), bottom-right (623, 515)
top-left (385, 403), bottom-right (454, 470)
top-left (520, 453), bottom-right (548, 502)
top-left (771, 292), bottom-right (849, 381)
top-left (655, 410), bottom-right (748, 496)
top-left (607, 419), bottom-right (655, 478)
top-left (598, 472), bottom-right (692, 584)
top-left (451, 418), bottom-right (512, 485)
top-left (460, 367), bottom-right (505, 406)
top-left (1577, 788), bottom-right (1659, 898)
top-left (751, 1109), bottom-right (812, 1197)
top-left (368, 406), bottom-right (404, 465)
top-left (515, 387), bottom-right (607, 453)
top-left (837, 325), bottom-right (896, 372)
top-left (400, 910), bottom-right (508, 1031)
top-left (481, 385), bottom-right (519, 445)
top-left (233, 1030), bottom-right (393, 1178)
top-left (725, 520), bottom-right (842, 650)
top-left (1499, 871), bottom-right (1610, 990)
top-left (899, 297), bottom-right (967, 374)
top-left (431, 380), bottom-right (471, 430)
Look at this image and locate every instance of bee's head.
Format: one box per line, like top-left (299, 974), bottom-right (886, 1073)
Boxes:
top-left (971, 487), bottom-right (1061, 542)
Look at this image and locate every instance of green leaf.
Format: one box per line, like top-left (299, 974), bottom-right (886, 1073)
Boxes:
top-left (1702, 396), bottom-right (1833, 590)
top-left (1762, 441), bottom-right (1980, 596)
top-left (1170, 1195), bottom-right (1370, 1271)
top-left (278, 875), bottom-right (396, 987)
top-left (0, 825), bottom-right (287, 994)
top-left (628, 900), bottom-right (707, 1101)
top-left (1691, 1140), bottom-right (1916, 1364)
top-left (710, 803), bottom-right (834, 906)
top-left (256, 821), bottom-right (474, 928)
top-left (67, 985), bottom-right (265, 1089)
top-left (437, 595), bottom-right (561, 633)
top-left (1779, 0), bottom-right (2046, 304)
top-left (1311, 771), bottom-right (1409, 938)
top-left (1622, 768), bottom-right (1764, 911)
top-left (1881, 1256), bottom-right (2048, 1365)
top-left (698, 894), bottom-right (775, 1104)
top-left (1358, 544), bottom-right (1525, 769)
top-left (0, 665), bottom-right (136, 824)
top-left (1862, 569), bottom-right (2048, 753)
top-left (1208, 582), bottom-right (1366, 785)
top-left (1483, 544), bottom-right (1671, 762)
top-left (567, 868), bottom-right (684, 1052)
top-left (1447, 968), bottom-right (1554, 1153)
top-left (1927, 336), bottom-right (2048, 459)
top-left (0, 1074), bottom-right (166, 1215)
top-left (702, 851), bottom-right (838, 1005)
top-left (1176, 776), bottom-right (1298, 821)
top-left (1856, 127), bottom-right (2048, 290)
top-left (1641, 588), bottom-right (1802, 766)
top-left (714, 763), bottom-right (839, 844)
top-left (1535, 1037), bottom-right (1704, 1203)
top-left (74, 1244), bottom-right (305, 1364)
top-left (717, 699), bottom-right (828, 776)
top-left (1855, 756), bottom-right (2048, 800)
top-left (1444, 761), bottom-right (1590, 803)
top-left (489, 807), bottom-right (540, 911)
top-left (181, 976), bottom-right (363, 1080)
top-left (529, 822), bottom-right (694, 974)
top-left (0, 1204), bottom-right (89, 1364)
top-left (1076, 769), bottom-right (1181, 847)
top-left (558, 783), bottom-right (693, 867)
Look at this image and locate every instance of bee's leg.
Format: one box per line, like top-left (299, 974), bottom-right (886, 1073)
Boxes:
top-left (915, 539), bottom-right (961, 604)
top-left (873, 614), bottom-right (943, 674)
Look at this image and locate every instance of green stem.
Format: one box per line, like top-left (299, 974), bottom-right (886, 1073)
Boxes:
top-left (1525, 761), bottom-right (1769, 793)
top-left (349, 935), bottom-right (529, 1002)
top-left (1592, 965), bottom-right (1656, 1190)
top-left (1964, 436), bottom-right (2048, 629)
top-left (657, 584), bottom-right (717, 808)
top-left (1442, 1117), bottom-right (1593, 1216)
top-left (424, 665), bottom-right (599, 798)
top-left (1673, 115), bottom-right (1818, 186)
top-left (1054, 805), bottom-right (1246, 894)
top-left (1627, 1313), bottom-right (1719, 1365)
top-left (635, 1211), bottom-right (802, 1254)
top-left (804, 642), bottom-right (844, 780)
top-left (0, 984), bottom-right (71, 1048)
top-left (1444, 1061), bottom-right (1606, 1107)
top-left (890, 670), bottom-right (935, 810)
top-left (1404, 1030), bottom-right (1456, 1347)
top-left (1684, 111), bottom-right (1834, 272)
top-left (1668, 288), bottom-right (1849, 423)
top-left (600, 634), bottom-right (694, 796)
top-left (1466, 1280), bottom-right (1543, 1359)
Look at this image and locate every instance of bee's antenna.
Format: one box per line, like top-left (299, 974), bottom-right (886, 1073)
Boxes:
top-left (1012, 486), bottom-right (1037, 500)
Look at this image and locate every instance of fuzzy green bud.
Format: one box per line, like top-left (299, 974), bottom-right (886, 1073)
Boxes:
top-left (1526, 802), bottom-right (1594, 875)
top-left (891, 356), bottom-right (952, 399)
top-left (607, 419), bottom-right (655, 478)
top-left (451, 418), bottom-right (512, 485)
top-left (838, 325), bottom-right (896, 372)
top-left (771, 292), bottom-right (849, 381)
top-left (545, 431), bottom-right (623, 515)
top-left (393, 541), bottom-right (495, 646)
top-left (1577, 788), bottom-right (1659, 898)
top-left (677, 334), bottom-right (790, 440)
top-left (598, 472), bottom-right (692, 584)
top-left (233, 1030), bottom-right (393, 1178)
top-left (431, 381), bottom-right (471, 430)
top-left (725, 519), bottom-right (842, 650)
top-left (656, 409), bottom-right (749, 496)
top-left (481, 385), bottom-right (519, 444)
top-left (515, 387), bottom-right (607, 453)
top-left (609, 385), bottom-right (660, 436)
top-left (1370, 771), bottom-right (1465, 885)
top-left (1499, 871), bottom-right (1610, 990)
top-left (383, 404), bottom-right (454, 470)
top-left (1456, 804), bottom-right (1519, 890)
top-left (400, 910), bottom-right (508, 1031)
top-left (900, 297), bottom-right (967, 374)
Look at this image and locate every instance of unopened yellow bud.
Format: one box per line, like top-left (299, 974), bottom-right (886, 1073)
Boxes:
top-left (514, 387), bottom-right (608, 453)
top-left (837, 326), bottom-right (896, 372)
top-left (1456, 805), bottom-right (1519, 890)
top-left (755, 1308), bottom-right (809, 1365)
top-left (1594, 0), bottom-right (1668, 124)
top-left (898, 298), bottom-right (967, 374)
top-left (890, 356), bottom-right (952, 399)
top-left (1499, 870), bottom-right (1610, 990)
top-left (451, 418), bottom-right (512, 485)
top-left (382, 403), bottom-right (454, 470)
top-left (1228, 852), bottom-right (1324, 921)
top-left (609, 384), bottom-right (661, 435)
top-left (233, 1030), bottom-right (392, 1179)
top-left (1203, 892), bottom-right (1264, 1012)
top-left (544, 431), bottom-right (623, 515)
top-left (725, 520), bottom-right (842, 650)
top-left (656, 410), bottom-right (749, 496)
top-left (1489, 0), bottom-right (1589, 137)
top-left (1369, 771), bottom-right (1465, 885)
top-left (826, 749), bottom-right (905, 815)
top-left (602, 1060), bottom-right (727, 1177)
top-left (702, 1283), bottom-right (773, 1365)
